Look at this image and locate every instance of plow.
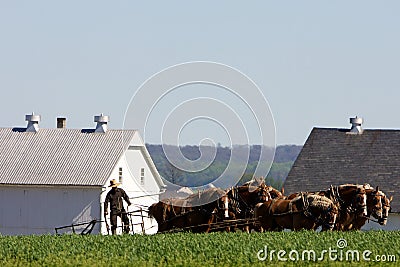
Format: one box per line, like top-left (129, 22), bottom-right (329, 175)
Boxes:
top-left (159, 217), bottom-right (260, 233)
top-left (55, 207), bottom-right (148, 235)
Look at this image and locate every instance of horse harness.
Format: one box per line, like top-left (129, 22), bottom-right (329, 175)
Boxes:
top-left (229, 186), bottom-right (264, 217)
top-left (272, 193), bottom-right (336, 229)
top-left (328, 185), bottom-right (366, 214)
top-left (162, 190), bottom-right (229, 225)
top-left (229, 187), bottom-right (242, 214)
top-left (162, 199), bottom-right (189, 223)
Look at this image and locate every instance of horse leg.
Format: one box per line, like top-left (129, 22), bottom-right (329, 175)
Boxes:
top-left (205, 214), bottom-right (216, 233)
top-left (293, 215), bottom-right (311, 231)
top-left (228, 211), bottom-right (237, 232)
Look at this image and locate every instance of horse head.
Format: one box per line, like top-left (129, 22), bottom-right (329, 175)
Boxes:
top-left (348, 186), bottom-right (368, 216)
top-left (201, 188), bottom-right (230, 219)
top-left (369, 186), bottom-right (385, 220)
top-left (256, 183), bottom-right (271, 203)
top-left (148, 201), bottom-right (173, 225)
top-left (379, 194), bottom-right (393, 225)
top-left (219, 194), bottom-right (230, 218)
top-left (324, 202), bottom-right (339, 230)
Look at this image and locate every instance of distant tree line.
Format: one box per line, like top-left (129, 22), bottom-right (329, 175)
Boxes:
top-left (146, 144), bottom-right (302, 190)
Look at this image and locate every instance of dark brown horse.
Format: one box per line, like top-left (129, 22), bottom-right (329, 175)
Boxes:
top-left (148, 188), bottom-right (230, 233)
top-left (148, 199), bottom-right (181, 232)
top-left (255, 193), bottom-right (338, 231)
top-left (227, 179), bottom-right (283, 232)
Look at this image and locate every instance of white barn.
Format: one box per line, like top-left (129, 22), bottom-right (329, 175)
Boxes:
top-left (0, 113), bottom-right (166, 235)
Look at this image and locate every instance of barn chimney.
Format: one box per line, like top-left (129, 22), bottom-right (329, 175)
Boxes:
top-left (25, 112), bottom-right (41, 133)
top-left (349, 116), bottom-right (363, 134)
top-left (57, 117), bottom-right (66, 129)
top-left (94, 114), bottom-right (109, 133)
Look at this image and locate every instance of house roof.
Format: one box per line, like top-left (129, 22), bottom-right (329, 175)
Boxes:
top-left (283, 127), bottom-right (400, 212)
top-left (0, 128), bottom-right (138, 186)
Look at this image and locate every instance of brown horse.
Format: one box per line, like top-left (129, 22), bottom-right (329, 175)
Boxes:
top-left (148, 188), bottom-right (230, 233)
top-left (346, 186), bottom-right (387, 230)
top-left (286, 184), bottom-right (367, 230)
top-left (227, 179), bottom-right (283, 232)
top-left (255, 193), bottom-right (338, 231)
top-left (330, 184), bottom-right (368, 230)
top-left (148, 200), bottom-right (176, 232)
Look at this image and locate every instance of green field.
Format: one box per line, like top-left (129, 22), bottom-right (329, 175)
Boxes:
top-left (0, 231), bottom-right (399, 266)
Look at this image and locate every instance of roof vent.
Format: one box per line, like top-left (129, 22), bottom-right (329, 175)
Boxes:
top-left (349, 116), bottom-right (363, 134)
top-left (94, 114), bottom-right (109, 133)
top-left (57, 117), bottom-right (66, 129)
top-left (25, 112), bottom-right (41, 133)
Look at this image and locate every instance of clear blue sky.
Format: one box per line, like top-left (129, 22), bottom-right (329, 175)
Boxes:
top-left (1, 1), bottom-right (399, 145)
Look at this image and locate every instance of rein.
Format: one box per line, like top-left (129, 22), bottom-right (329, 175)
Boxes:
top-left (271, 209), bottom-right (305, 216)
top-left (330, 185), bottom-right (345, 206)
top-left (360, 215), bottom-right (380, 224)
top-left (160, 207), bottom-right (213, 225)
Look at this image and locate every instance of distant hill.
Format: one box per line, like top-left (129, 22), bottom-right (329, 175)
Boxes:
top-left (274, 145), bottom-right (302, 163)
top-left (146, 144), bottom-right (302, 189)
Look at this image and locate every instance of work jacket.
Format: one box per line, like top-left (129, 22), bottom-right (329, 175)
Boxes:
top-left (105, 188), bottom-right (131, 212)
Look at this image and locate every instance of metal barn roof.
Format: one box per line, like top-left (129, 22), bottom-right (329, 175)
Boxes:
top-left (0, 128), bottom-right (136, 186)
top-left (283, 127), bottom-right (400, 212)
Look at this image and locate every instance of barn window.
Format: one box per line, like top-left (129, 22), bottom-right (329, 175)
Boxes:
top-left (140, 168), bottom-right (145, 185)
top-left (119, 167), bottom-right (123, 183)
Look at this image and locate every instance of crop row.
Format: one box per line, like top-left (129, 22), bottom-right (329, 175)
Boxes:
top-left (0, 231), bottom-right (399, 266)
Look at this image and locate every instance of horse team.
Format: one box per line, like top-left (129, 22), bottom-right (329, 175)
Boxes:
top-left (148, 179), bottom-right (393, 233)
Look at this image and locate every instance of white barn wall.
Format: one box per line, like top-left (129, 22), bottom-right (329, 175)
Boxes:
top-left (100, 147), bottom-right (162, 235)
top-left (0, 185), bottom-right (100, 235)
top-left (125, 147), bottom-right (161, 234)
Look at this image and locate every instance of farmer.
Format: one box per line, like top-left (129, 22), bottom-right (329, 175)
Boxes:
top-left (104, 179), bottom-right (132, 235)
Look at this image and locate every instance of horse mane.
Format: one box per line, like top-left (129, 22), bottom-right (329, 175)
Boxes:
top-left (267, 186), bottom-right (283, 197)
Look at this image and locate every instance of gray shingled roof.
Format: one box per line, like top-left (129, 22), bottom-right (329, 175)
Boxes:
top-left (0, 128), bottom-right (136, 186)
top-left (284, 128), bottom-right (400, 212)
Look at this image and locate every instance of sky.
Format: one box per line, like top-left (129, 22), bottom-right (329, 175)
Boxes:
top-left (0, 1), bottom-right (399, 146)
